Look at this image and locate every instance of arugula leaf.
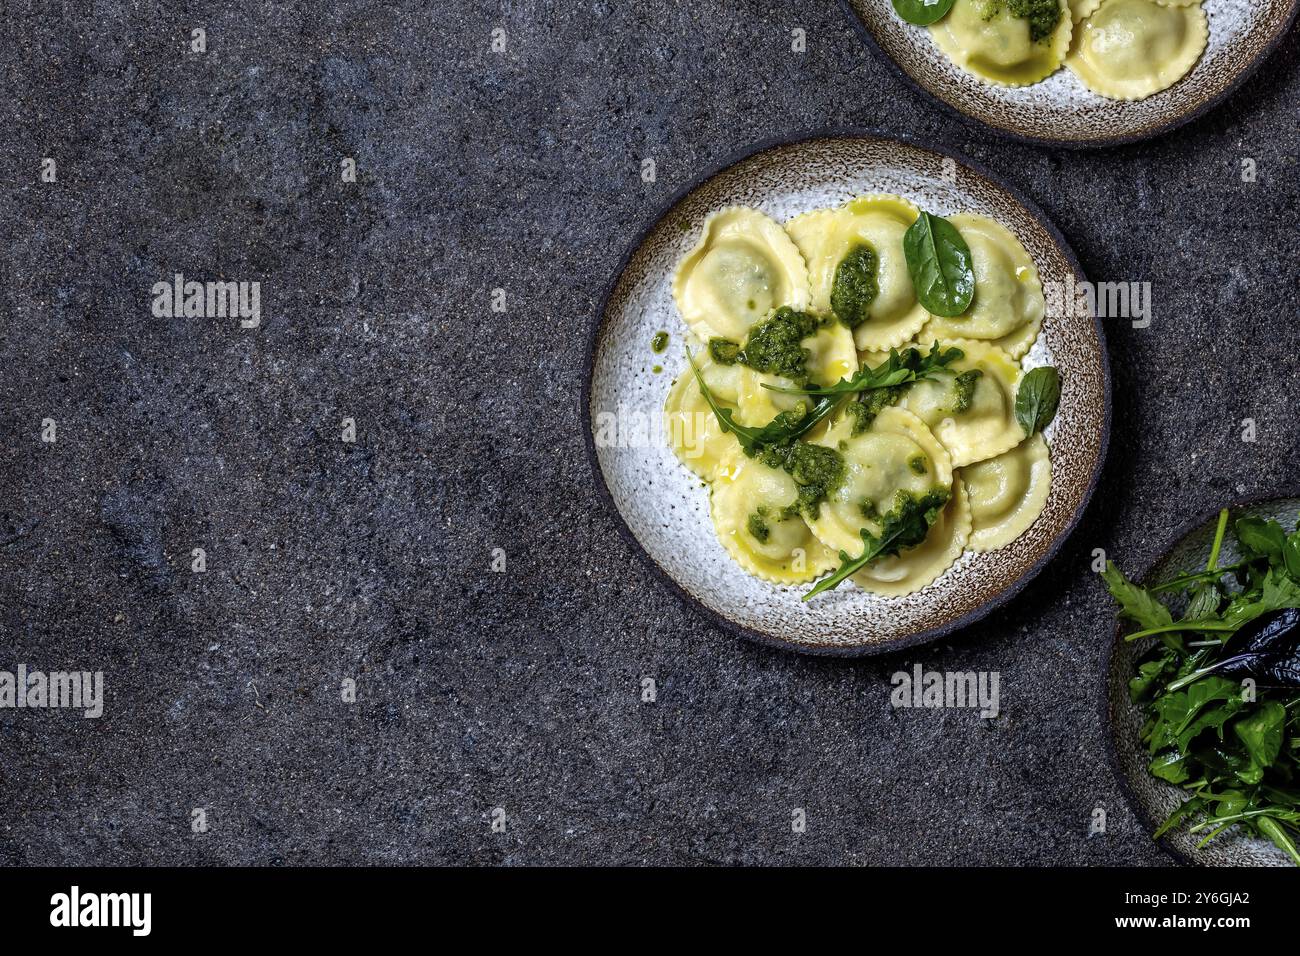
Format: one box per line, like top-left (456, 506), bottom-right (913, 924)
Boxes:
top-left (803, 490), bottom-right (949, 601)
top-left (1148, 676), bottom-right (1238, 754)
top-left (1015, 366), bottom-right (1061, 437)
top-left (1234, 701), bottom-right (1286, 769)
top-left (891, 0), bottom-right (956, 26)
top-left (1154, 795), bottom-right (1207, 839)
top-left (687, 349), bottom-right (837, 454)
top-left (1258, 816), bottom-right (1300, 866)
top-left (1185, 584), bottom-right (1222, 621)
top-left (1285, 532), bottom-right (1300, 580)
top-left (763, 342), bottom-right (964, 397)
top-left (903, 211), bottom-right (974, 317)
top-left (1236, 516), bottom-right (1286, 562)
top-left (1102, 561), bottom-right (1173, 631)
top-left (1149, 751), bottom-right (1190, 784)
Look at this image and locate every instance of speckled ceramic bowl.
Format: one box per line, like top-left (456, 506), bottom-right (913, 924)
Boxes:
top-left (584, 133), bottom-right (1110, 655)
top-left (843, 0), bottom-right (1299, 147)
top-left (1104, 496), bottom-right (1300, 866)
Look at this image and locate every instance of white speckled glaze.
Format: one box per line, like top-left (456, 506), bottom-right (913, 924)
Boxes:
top-left (1107, 498), bottom-right (1300, 866)
top-left (845, 0), bottom-right (1299, 145)
top-left (587, 136), bottom-right (1109, 654)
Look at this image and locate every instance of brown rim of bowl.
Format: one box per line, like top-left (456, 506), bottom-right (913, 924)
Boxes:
top-left (838, 0), bottom-right (1300, 150)
top-left (1098, 490), bottom-right (1300, 866)
top-left (581, 128), bottom-right (1112, 658)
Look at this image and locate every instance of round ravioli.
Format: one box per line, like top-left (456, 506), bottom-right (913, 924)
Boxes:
top-left (899, 339), bottom-right (1026, 467)
top-left (673, 206), bottom-right (810, 343)
top-left (922, 214), bottom-right (1045, 359)
top-left (1066, 0), bottom-right (1207, 100)
top-left (729, 319), bottom-right (858, 428)
top-left (853, 477), bottom-right (972, 597)
top-left (930, 0), bottom-right (1073, 87)
top-left (807, 406), bottom-right (953, 557)
top-left (961, 433), bottom-right (1052, 552)
top-left (786, 195), bottom-right (929, 353)
top-left (663, 357), bottom-right (740, 481)
top-left (709, 449), bottom-right (837, 584)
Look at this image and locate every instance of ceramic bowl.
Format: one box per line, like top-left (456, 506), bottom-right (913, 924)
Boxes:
top-left (1104, 496), bottom-right (1300, 865)
top-left (584, 132), bottom-right (1110, 655)
top-left (842, 0), bottom-right (1299, 147)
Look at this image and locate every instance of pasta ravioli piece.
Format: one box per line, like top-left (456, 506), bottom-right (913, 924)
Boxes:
top-left (899, 339), bottom-right (1025, 467)
top-left (709, 449), bottom-right (837, 584)
top-left (922, 214), bottom-right (1044, 360)
top-left (1069, 0), bottom-right (1102, 22)
top-left (1066, 0), bottom-right (1207, 100)
top-left (806, 406), bottom-right (953, 556)
top-left (929, 0), bottom-right (1073, 87)
top-left (673, 207), bottom-right (810, 343)
top-left (853, 477), bottom-right (972, 597)
top-left (961, 433), bottom-right (1051, 552)
top-left (663, 353), bottom-right (741, 481)
top-left (734, 318), bottom-right (858, 426)
top-left (786, 195), bottom-right (929, 353)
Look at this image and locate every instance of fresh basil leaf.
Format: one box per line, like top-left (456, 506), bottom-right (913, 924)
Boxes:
top-left (903, 211), bottom-right (974, 317)
top-left (890, 0), bottom-right (956, 26)
top-left (1014, 366), bottom-right (1061, 437)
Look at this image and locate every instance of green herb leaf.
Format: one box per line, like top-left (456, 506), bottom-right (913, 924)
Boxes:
top-left (1284, 532), bottom-right (1300, 580)
top-left (763, 342), bottom-right (963, 398)
top-left (1233, 700), bottom-right (1286, 769)
top-left (890, 0), bottom-right (957, 27)
top-left (1236, 516), bottom-right (1286, 562)
top-left (1102, 561), bottom-right (1174, 632)
top-left (804, 490), bottom-right (949, 601)
top-left (1149, 751), bottom-right (1190, 784)
top-left (903, 211), bottom-right (974, 316)
top-left (1014, 366), bottom-right (1061, 437)
top-left (1258, 816), bottom-right (1300, 866)
top-left (687, 349), bottom-right (838, 454)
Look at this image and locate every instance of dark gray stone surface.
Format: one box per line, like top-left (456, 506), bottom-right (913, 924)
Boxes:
top-left (0, 0), bottom-right (1297, 866)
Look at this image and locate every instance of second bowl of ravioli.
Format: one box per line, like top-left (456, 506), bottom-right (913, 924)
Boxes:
top-left (585, 133), bottom-right (1110, 654)
top-left (843, 0), bottom-right (1299, 147)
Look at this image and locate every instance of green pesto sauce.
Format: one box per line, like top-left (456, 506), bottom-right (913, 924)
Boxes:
top-left (709, 337), bottom-right (742, 365)
top-left (750, 429), bottom-right (845, 522)
top-left (830, 244), bottom-right (879, 330)
top-left (847, 383), bottom-right (907, 436)
top-left (952, 369), bottom-right (983, 414)
top-left (909, 454), bottom-right (928, 475)
top-left (983, 0), bottom-right (1062, 43)
top-left (707, 307), bottom-right (824, 385)
top-left (747, 510), bottom-right (771, 543)
top-left (652, 365), bottom-right (663, 374)
top-left (877, 487), bottom-right (952, 557)
top-left (826, 244), bottom-right (878, 330)
top-left (651, 331), bottom-right (669, 353)
top-left (859, 498), bottom-right (880, 521)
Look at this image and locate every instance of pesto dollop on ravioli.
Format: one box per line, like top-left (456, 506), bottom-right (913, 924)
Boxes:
top-left (928, 0), bottom-right (1073, 87)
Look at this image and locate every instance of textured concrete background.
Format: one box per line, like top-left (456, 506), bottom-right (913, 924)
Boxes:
top-left (0, 1), bottom-right (1297, 865)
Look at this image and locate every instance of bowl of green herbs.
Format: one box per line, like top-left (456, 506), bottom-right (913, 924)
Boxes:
top-left (1104, 499), bottom-right (1300, 866)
